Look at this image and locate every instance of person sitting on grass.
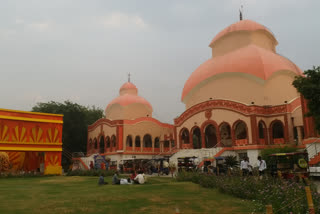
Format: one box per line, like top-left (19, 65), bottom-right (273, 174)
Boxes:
top-left (130, 171), bottom-right (137, 180)
top-left (134, 171), bottom-right (145, 184)
top-left (98, 174), bottom-right (108, 185)
top-left (120, 178), bottom-right (133, 185)
top-left (112, 171), bottom-right (121, 185)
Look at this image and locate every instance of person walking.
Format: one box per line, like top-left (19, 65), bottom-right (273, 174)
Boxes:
top-left (257, 156), bottom-right (267, 178)
top-left (240, 157), bottom-right (249, 176)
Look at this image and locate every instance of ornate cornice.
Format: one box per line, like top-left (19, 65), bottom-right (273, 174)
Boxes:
top-left (174, 98), bottom-right (300, 126)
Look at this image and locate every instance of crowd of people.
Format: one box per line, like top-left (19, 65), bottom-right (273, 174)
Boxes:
top-left (98, 170), bottom-right (146, 186)
top-left (97, 156), bottom-right (267, 185)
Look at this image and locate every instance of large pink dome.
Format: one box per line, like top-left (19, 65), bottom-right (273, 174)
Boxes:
top-left (181, 44), bottom-right (302, 101)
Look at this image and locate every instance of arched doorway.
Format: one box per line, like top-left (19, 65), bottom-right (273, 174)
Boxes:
top-left (99, 136), bottom-right (105, 153)
top-left (154, 137), bottom-right (160, 148)
top-left (94, 138), bottom-right (98, 149)
top-left (135, 136), bottom-right (141, 148)
top-left (219, 123), bottom-right (232, 147)
top-left (126, 135), bottom-right (133, 147)
top-left (106, 136), bottom-right (110, 149)
top-left (204, 124), bottom-right (217, 148)
top-left (180, 129), bottom-right (190, 148)
top-left (192, 127), bottom-right (201, 149)
top-left (258, 121), bottom-right (267, 145)
top-left (234, 121), bottom-right (248, 146)
top-left (271, 121), bottom-right (284, 144)
top-left (111, 135), bottom-right (116, 148)
top-left (143, 134), bottom-right (152, 148)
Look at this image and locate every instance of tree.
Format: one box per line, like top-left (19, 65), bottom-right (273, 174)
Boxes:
top-left (293, 66), bottom-right (320, 133)
top-left (32, 101), bottom-right (103, 168)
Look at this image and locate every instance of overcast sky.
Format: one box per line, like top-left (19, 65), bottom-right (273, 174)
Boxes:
top-left (1, 0), bottom-right (319, 123)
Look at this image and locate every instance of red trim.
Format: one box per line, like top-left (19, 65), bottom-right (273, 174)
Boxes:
top-left (303, 138), bottom-right (320, 145)
top-left (309, 152), bottom-right (320, 165)
top-left (88, 118), bottom-right (120, 131)
top-left (174, 98), bottom-right (300, 126)
top-left (123, 117), bottom-right (174, 129)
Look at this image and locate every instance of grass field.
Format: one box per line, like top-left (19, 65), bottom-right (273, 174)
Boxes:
top-left (0, 176), bottom-right (255, 214)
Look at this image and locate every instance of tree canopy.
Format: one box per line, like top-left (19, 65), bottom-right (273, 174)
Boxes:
top-left (32, 101), bottom-right (103, 168)
top-left (293, 66), bottom-right (320, 133)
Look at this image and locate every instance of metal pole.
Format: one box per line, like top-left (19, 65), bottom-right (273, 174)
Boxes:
top-left (266, 205), bottom-right (273, 214)
top-left (305, 186), bottom-right (315, 214)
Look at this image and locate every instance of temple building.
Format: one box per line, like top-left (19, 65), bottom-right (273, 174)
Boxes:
top-left (84, 19), bottom-right (319, 168)
top-left (85, 80), bottom-right (175, 167)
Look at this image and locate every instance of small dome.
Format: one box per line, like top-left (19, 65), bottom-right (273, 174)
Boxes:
top-left (106, 94), bottom-right (153, 110)
top-left (181, 45), bottom-right (302, 101)
top-left (120, 82), bottom-right (137, 91)
top-left (119, 82), bottom-right (138, 96)
top-left (105, 81), bottom-right (153, 120)
top-left (209, 19), bottom-right (277, 47)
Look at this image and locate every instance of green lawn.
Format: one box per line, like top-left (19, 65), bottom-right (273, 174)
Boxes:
top-left (0, 176), bottom-right (255, 214)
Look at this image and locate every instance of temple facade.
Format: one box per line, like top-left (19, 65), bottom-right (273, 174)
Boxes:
top-left (85, 19), bottom-right (319, 168)
top-left (86, 81), bottom-right (175, 166)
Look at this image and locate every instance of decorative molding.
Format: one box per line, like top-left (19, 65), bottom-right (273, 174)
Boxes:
top-left (174, 99), bottom-right (300, 126)
top-left (205, 109), bottom-right (212, 120)
top-left (0, 115), bottom-right (63, 124)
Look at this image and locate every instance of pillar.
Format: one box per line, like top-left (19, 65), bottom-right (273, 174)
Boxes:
top-left (284, 114), bottom-right (289, 143)
top-left (297, 126), bottom-right (303, 145)
top-left (116, 125), bottom-right (123, 151)
top-left (201, 133), bottom-right (206, 148)
top-left (250, 115), bottom-right (258, 145)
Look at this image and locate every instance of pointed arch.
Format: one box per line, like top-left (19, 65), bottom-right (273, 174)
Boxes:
top-left (154, 137), bottom-right (160, 148)
top-left (219, 122), bottom-right (232, 147)
top-left (232, 120), bottom-right (248, 146)
top-left (191, 126), bottom-right (201, 149)
top-left (270, 120), bottom-right (285, 144)
top-left (106, 136), bottom-right (110, 148)
top-left (143, 134), bottom-right (152, 148)
top-left (93, 138), bottom-right (98, 149)
top-left (201, 120), bottom-right (219, 148)
top-left (111, 135), bottom-right (116, 149)
top-left (135, 136), bottom-right (141, 147)
top-left (126, 135), bottom-right (133, 147)
top-left (258, 120), bottom-right (267, 145)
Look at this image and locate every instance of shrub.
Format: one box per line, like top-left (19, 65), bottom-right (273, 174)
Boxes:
top-left (176, 172), bottom-right (320, 214)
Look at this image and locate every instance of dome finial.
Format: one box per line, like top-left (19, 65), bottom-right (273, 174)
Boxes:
top-left (128, 73), bottom-right (131, 82)
top-left (239, 4), bottom-right (243, 21)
